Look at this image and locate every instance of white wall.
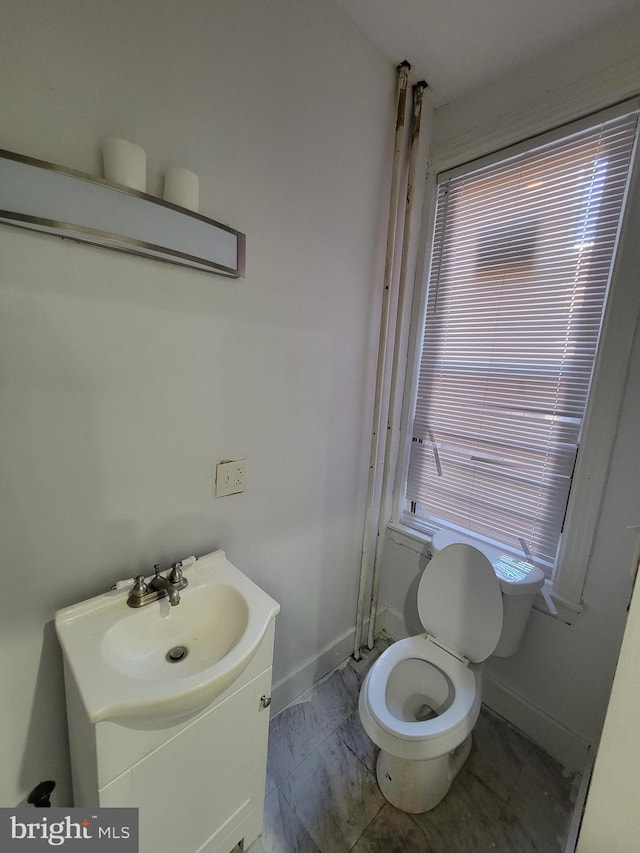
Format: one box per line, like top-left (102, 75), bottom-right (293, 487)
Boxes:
top-left (576, 536), bottom-right (640, 852)
top-left (0, 0), bottom-right (394, 806)
top-left (379, 11), bottom-right (640, 770)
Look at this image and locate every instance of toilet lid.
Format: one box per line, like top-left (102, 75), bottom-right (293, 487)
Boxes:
top-left (417, 543), bottom-right (503, 663)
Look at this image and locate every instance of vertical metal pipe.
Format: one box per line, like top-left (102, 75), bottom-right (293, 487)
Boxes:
top-left (366, 81), bottom-right (428, 650)
top-left (353, 61), bottom-right (411, 660)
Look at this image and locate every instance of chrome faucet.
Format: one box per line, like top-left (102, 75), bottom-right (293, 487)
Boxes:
top-left (126, 563), bottom-right (188, 608)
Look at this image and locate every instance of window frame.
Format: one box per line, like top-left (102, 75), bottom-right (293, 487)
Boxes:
top-left (393, 98), bottom-right (640, 613)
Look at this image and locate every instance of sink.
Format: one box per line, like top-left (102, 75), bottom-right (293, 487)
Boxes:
top-left (55, 550), bottom-right (280, 723)
top-left (100, 584), bottom-right (250, 681)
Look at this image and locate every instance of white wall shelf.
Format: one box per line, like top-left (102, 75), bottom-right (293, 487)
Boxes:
top-left (0, 148), bottom-right (245, 278)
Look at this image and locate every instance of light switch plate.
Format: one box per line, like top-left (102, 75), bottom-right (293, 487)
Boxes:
top-left (216, 459), bottom-right (247, 497)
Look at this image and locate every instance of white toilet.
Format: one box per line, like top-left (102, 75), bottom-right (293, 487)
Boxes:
top-left (359, 531), bottom-right (545, 814)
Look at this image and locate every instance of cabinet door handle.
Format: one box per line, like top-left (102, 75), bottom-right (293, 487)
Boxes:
top-left (260, 695), bottom-right (272, 710)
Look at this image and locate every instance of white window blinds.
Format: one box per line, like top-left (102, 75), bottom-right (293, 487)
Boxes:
top-left (405, 110), bottom-right (638, 575)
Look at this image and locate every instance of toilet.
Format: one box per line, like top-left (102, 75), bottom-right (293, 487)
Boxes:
top-left (358, 531), bottom-right (545, 813)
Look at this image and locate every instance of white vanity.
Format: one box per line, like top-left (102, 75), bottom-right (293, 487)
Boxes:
top-left (55, 550), bottom-right (280, 853)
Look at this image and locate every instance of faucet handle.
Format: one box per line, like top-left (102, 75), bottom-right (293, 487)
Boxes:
top-left (169, 561), bottom-right (188, 590)
top-left (129, 575), bottom-right (148, 599)
top-left (126, 575), bottom-right (149, 608)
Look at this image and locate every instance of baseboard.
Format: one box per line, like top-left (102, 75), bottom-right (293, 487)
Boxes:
top-left (480, 674), bottom-right (591, 772)
top-left (384, 607), bottom-right (591, 772)
top-left (270, 607), bottom-right (388, 716)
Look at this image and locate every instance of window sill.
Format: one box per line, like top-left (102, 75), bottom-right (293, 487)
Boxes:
top-left (385, 521), bottom-right (582, 625)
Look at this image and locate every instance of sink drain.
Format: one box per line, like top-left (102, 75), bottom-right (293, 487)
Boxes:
top-left (166, 645), bottom-right (188, 663)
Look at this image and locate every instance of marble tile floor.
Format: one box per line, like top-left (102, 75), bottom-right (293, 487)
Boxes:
top-left (233, 638), bottom-right (581, 853)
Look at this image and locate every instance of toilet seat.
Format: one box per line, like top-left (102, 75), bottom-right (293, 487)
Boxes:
top-left (417, 543), bottom-right (503, 662)
top-left (364, 635), bottom-right (477, 741)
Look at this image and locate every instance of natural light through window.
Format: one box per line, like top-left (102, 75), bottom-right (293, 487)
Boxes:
top-left (403, 111), bottom-right (638, 578)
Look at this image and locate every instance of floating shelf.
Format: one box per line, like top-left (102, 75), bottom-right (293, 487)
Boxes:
top-left (0, 149), bottom-right (245, 278)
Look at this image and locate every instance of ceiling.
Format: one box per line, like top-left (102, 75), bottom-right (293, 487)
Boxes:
top-left (333, 0), bottom-right (640, 106)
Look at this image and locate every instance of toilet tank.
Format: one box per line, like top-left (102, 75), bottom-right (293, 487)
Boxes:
top-left (429, 531), bottom-right (545, 657)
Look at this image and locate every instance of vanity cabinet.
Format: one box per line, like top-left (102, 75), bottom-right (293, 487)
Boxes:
top-left (65, 622), bottom-right (276, 853)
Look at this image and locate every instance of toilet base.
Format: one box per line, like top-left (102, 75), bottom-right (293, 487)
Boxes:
top-left (375, 733), bottom-right (472, 813)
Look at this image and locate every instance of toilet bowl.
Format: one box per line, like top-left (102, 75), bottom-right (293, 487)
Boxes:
top-left (359, 536), bottom-right (544, 813)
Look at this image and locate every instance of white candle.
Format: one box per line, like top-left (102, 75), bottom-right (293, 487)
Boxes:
top-left (163, 166), bottom-right (199, 212)
top-left (103, 138), bottom-right (147, 192)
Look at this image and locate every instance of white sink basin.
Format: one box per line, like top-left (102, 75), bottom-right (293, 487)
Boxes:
top-left (55, 550), bottom-right (280, 723)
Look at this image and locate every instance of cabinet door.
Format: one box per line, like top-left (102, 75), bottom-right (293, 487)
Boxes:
top-left (99, 669), bottom-right (272, 853)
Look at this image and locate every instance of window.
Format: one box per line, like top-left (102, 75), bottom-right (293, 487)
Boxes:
top-left (403, 108), bottom-right (638, 581)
